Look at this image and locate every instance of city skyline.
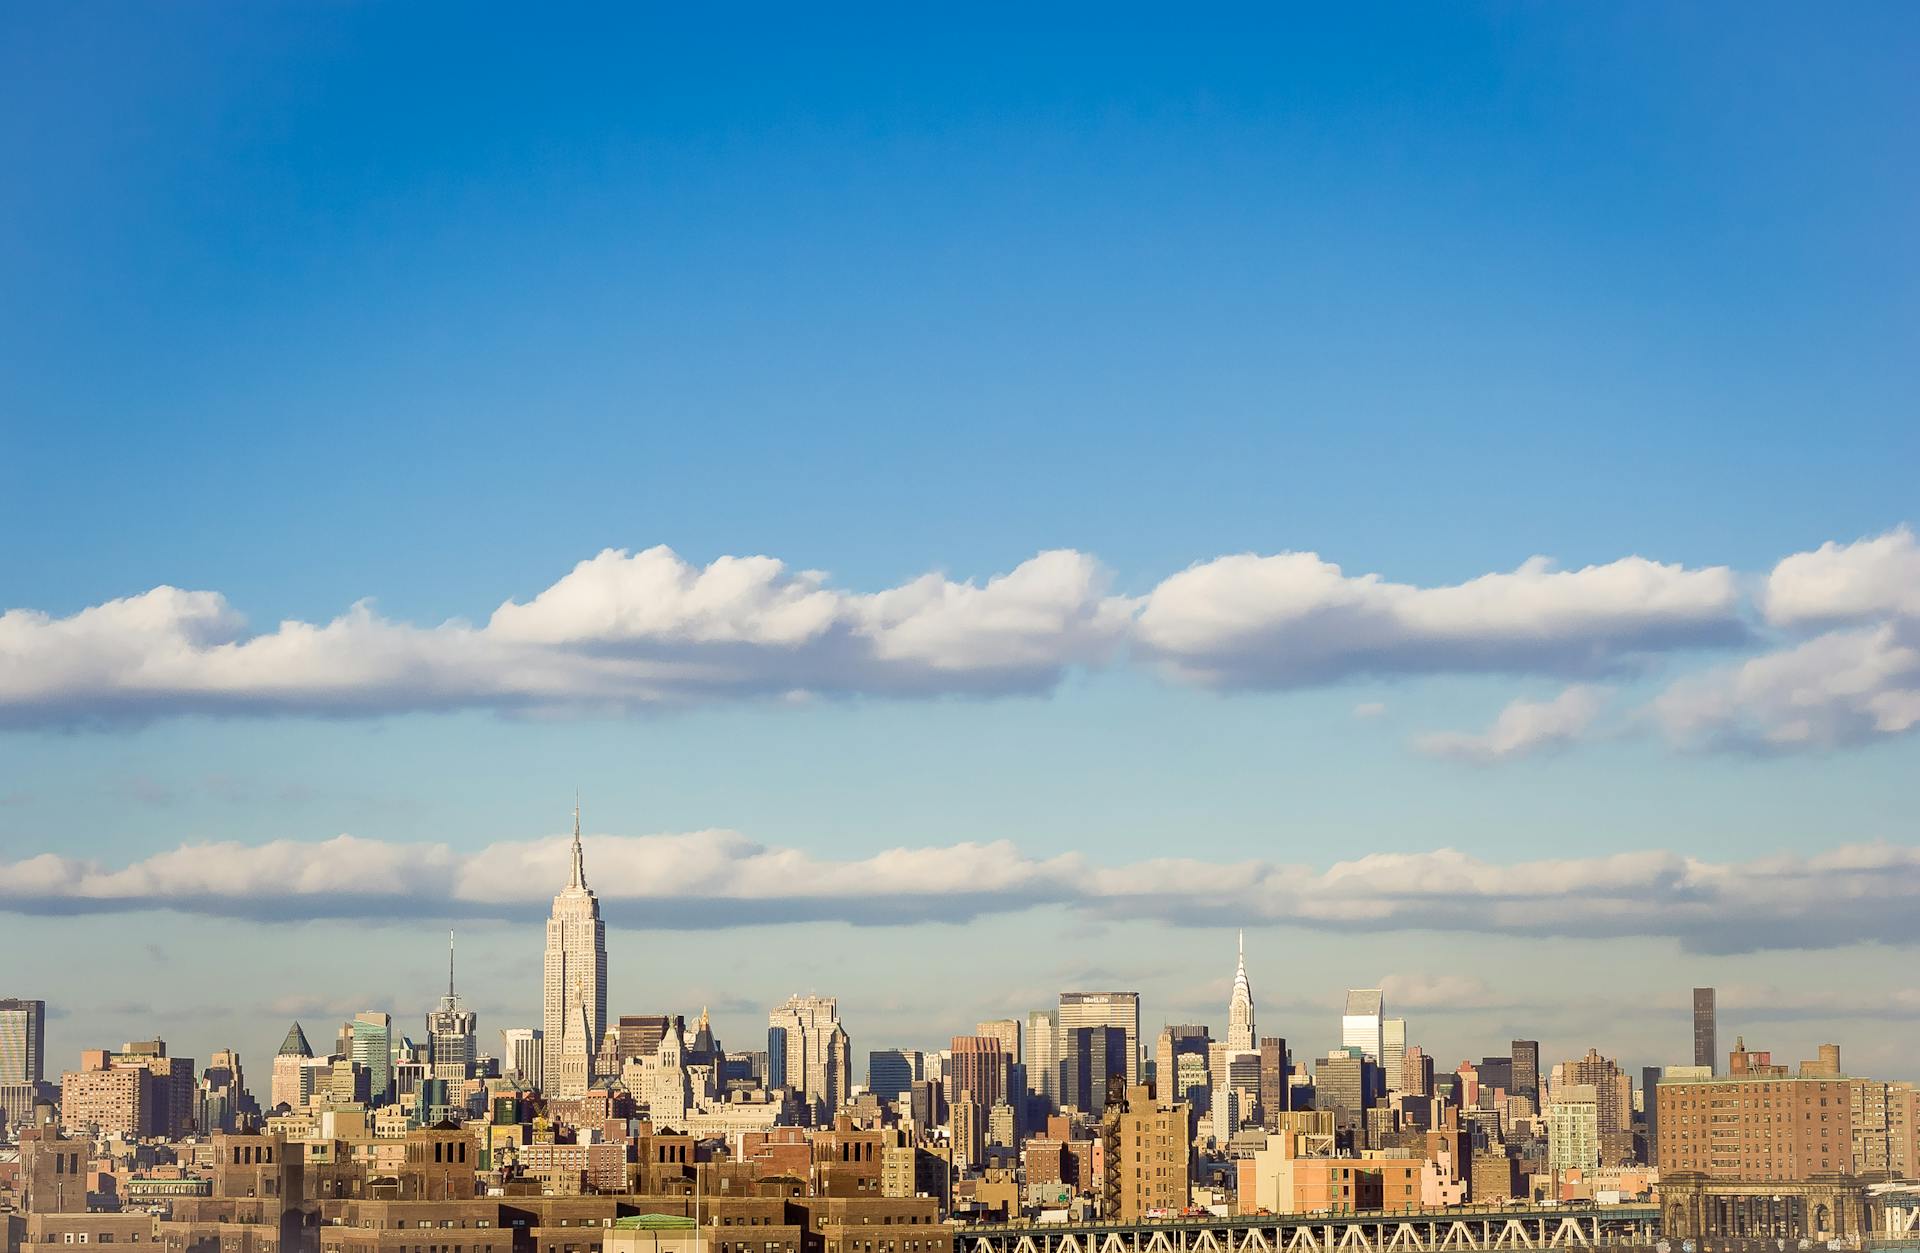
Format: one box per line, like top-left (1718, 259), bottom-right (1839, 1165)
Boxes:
top-left (11, 837), bottom-right (1913, 1097)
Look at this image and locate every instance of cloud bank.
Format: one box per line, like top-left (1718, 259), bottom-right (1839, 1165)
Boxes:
top-left (5, 829), bottom-right (1918, 954)
top-left (1135, 552), bottom-right (1742, 687)
top-left (4, 529), bottom-right (1916, 754)
top-left (0, 549), bottom-right (1129, 724)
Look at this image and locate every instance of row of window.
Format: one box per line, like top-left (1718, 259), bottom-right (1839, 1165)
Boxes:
top-left (49, 1235), bottom-right (140, 1245)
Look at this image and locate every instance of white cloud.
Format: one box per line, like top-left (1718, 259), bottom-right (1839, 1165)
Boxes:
top-left (483, 545), bottom-right (1135, 678)
top-left (1352, 702), bottom-right (1387, 719)
top-left (1650, 529), bottom-right (1920, 752)
top-left (1134, 551), bottom-right (1744, 688)
top-left (0, 548), bottom-right (1130, 725)
top-left (7, 828), bottom-right (1920, 955)
top-left (1413, 685), bottom-right (1606, 763)
top-left (1764, 527), bottom-right (1920, 628)
top-left (1654, 621), bottom-right (1920, 750)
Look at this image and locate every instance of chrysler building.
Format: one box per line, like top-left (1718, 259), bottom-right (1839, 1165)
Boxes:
top-left (543, 806), bottom-right (607, 1097)
top-left (1226, 929), bottom-right (1256, 1052)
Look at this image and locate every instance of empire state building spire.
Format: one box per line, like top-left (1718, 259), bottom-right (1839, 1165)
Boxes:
top-left (570, 803), bottom-right (586, 889)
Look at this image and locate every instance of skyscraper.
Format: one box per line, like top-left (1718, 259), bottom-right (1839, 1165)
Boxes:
top-left (768, 994), bottom-right (851, 1120)
top-left (195, 1049), bottom-right (256, 1133)
top-left (1400, 1044), bottom-right (1436, 1098)
top-left (1381, 1018), bottom-right (1406, 1092)
top-left (1060, 1025), bottom-right (1128, 1115)
top-left (868, 1049), bottom-right (922, 1104)
top-left (974, 1018), bottom-right (1022, 1064)
top-left (1314, 1049), bottom-right (1378, 1114)
top-left (1562, 1046), bottom-right (1634, 1165)
top-left (501, 1028), bottom-right (543, 1090)
top-left (1157, 1025), bottom-right (1211, 1115)
top-left (109, 1039), bottom-right (195, 1138)
top-left (1258, 1037), bottom-right (1289, 1128)
top-left (350, 1011), bottom-right (393, 1106)
top-left (617, 1014), bottom-right (673, 1062)
top-left (0, 999), bottom-right (45, 1085)
top-left (1227, 931), bottom-right (1256, 1052)
top-left (1512, 1039), bottom-right (1541, 1101)
top-left (426, 932), bottom-right (477, 1086)
top-left (1341, 989), bottom-right (1384, 1063)
top-left (1641, 1065), bottom-right (1663, 1165)
top-left (544, 807), bottom-right (608, 1097)
top-left (270, 1021), bottom-right (315, 1111)
top-left (1693, 987), bottom-right (1717, 1073)
top-left (1059, 992), bottom-right (1140, 1086)
top-left (949, 1035), bottom-right (1011, 1110)
top-left (1026, 1011), bottom-right (1059, 1108)
top-left (1547, 1084), bottom-right (1601, 1174)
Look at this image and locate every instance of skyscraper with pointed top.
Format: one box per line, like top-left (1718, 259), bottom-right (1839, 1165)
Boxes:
top-left (1226, 930), bottom-right (1256, 1052)
top-left (543, 805), bottom-right (608, 1098)
top-left (426, 930), bottom-right (477, 1085)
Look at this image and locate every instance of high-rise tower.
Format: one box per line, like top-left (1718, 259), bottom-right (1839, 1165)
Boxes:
top-left (544, 806), bottom-right (608, 1097)
top-left (1692, 987), bottom-right (1717, 1073)
top-left (426, 932), bottom-right (477, 1084)
top-left (767, 994), bottom-right (851, 1121)
top-left (1059, 992), bottom-right (1140, 1086)
top-left (0, 999), bottom-right (45, 1085)
top-left (1226, 931), bottom-right (1256, 1052)
top-left (1342, 988), bottom-right (1384, 1063)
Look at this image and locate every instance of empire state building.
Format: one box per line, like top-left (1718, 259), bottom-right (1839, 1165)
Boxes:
top-left (543, 807), bottom-right (607, 1098)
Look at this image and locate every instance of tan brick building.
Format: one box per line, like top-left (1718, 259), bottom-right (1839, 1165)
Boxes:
top-left (60, 1055), bottom-right (154, 1139)
top-left (1657, 1071), bottom-right (1853, 1180)
top-left (1101, 1084), bottom-right (1188, 1222)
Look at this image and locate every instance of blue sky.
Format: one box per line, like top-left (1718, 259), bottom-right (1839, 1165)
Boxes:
top-left (3, 4), bottom-right (1918, 1086)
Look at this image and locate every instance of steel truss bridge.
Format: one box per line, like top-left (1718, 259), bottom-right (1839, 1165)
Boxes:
top-left (956, 1206), bottom-right (1662, 1253)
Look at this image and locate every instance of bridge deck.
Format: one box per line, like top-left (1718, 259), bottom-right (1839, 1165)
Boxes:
top-left (954, 1206), bottom-right (1661, 1253)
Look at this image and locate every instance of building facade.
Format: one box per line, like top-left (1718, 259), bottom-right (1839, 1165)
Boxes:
top-left (1657, 1068), bottom-right (1854, 1180)
top-left (1101, 1083), bottom-right (1189, 1222)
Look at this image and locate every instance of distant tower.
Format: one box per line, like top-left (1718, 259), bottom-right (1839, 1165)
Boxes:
top-left (0, 999), bottom-right (46, 1085)
top-left (767, 994), bottom-right (851, 1121)
top-left (1226, 931), bottom-right (1256, 1053)
top-left (1692, 988), bottom-right (1717, 1073)
top-left (1342, 988), bottom-right (1384, 1063)
top-left (426, 930), bottom-right (477, 1084)
top-left (544, 805), bottom-right (608, 1097)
